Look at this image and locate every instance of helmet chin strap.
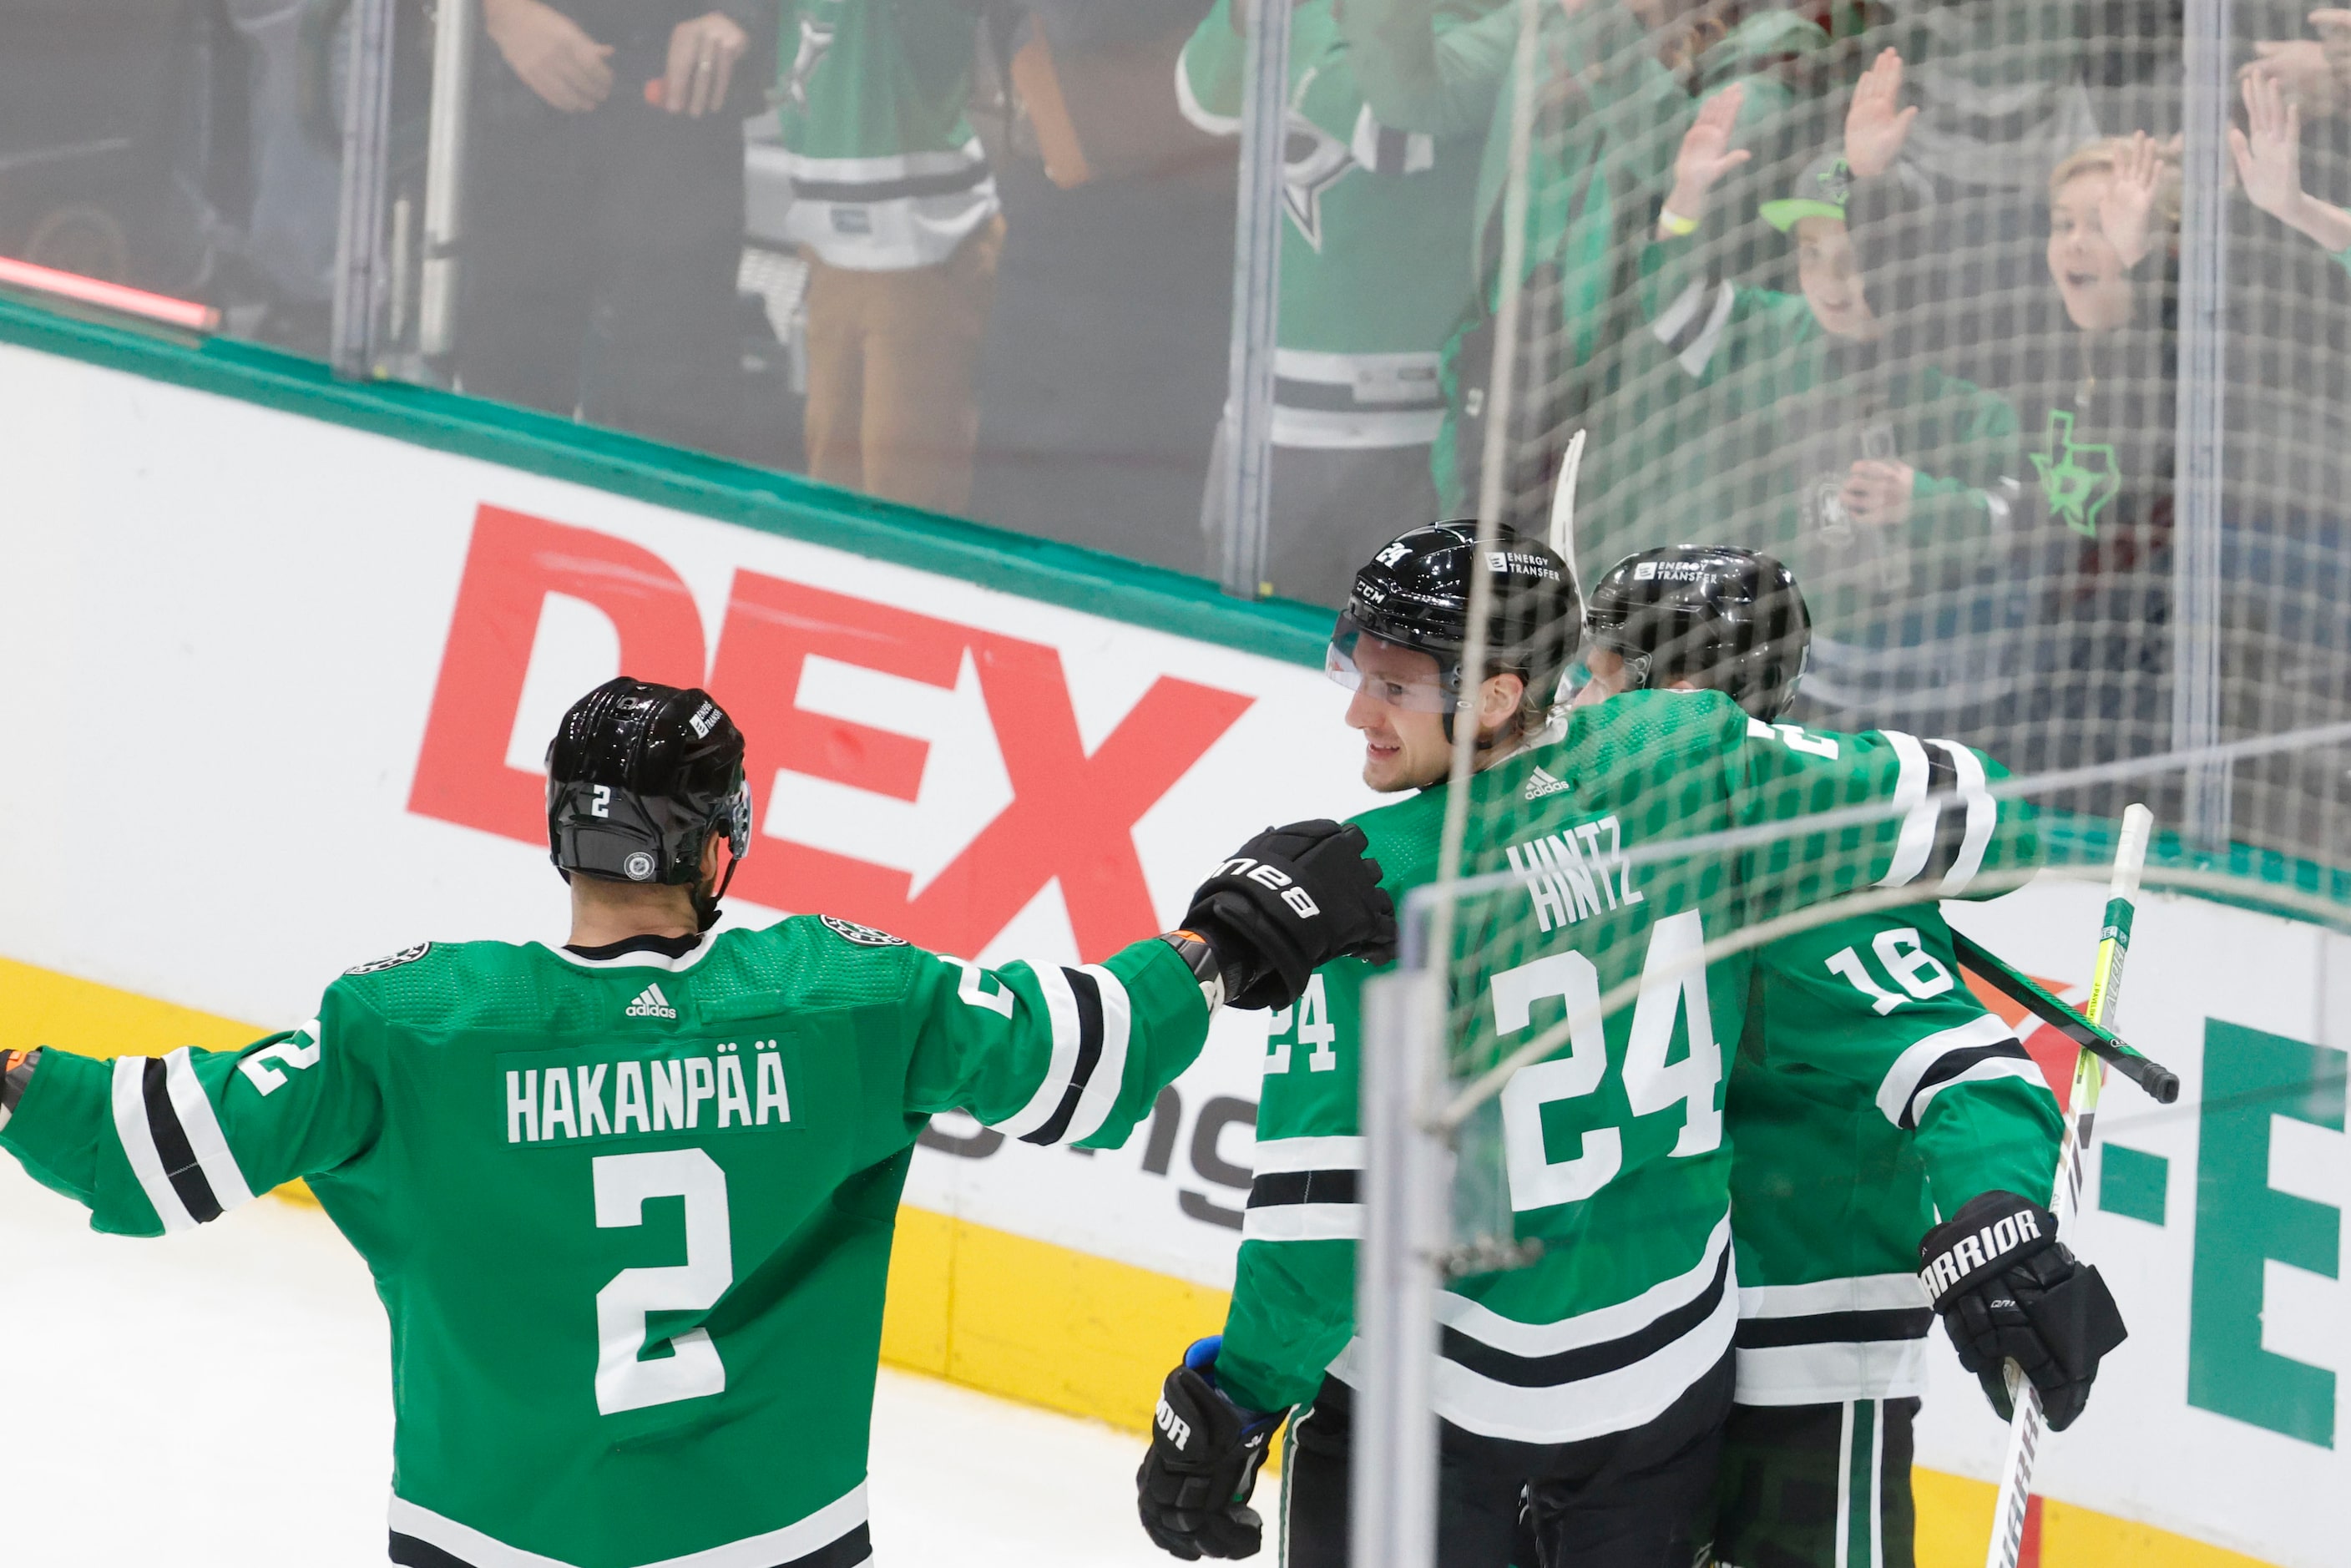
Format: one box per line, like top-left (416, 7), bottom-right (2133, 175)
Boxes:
top-left (691, 852), bottom-right (741, 933)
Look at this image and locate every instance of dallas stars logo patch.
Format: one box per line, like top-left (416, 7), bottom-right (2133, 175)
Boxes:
top-left (1282, 113), bottom-right (1355, 252)
top-left (346, 943), bottom-right (431, 974)
top-left (822, 915), bottom-right (907, 948)
top-left (2030, 410), bottom-right (2121, 539)
top-left (784, 18), bottom-right (835, 111)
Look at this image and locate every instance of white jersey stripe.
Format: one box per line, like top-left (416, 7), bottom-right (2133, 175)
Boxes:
top-left (1738, 1273), bottom-right (1927, 1319)
top-left (389, 1482), bottom-right (870, 1568)
top-left (110, 1057), bottom-right (196, 1234)
top-left (1060, 964), bottom-right (1132, 1145)
top-left (1241, 1203), bottom-right (1364, 1242)
top-left (1930, 740), bottom-right (1997, 894)
top-left (163, 1046), bottom-right (255, 1213)
top-left (1873, 1014), bottom-right (2019, 1127)
top-left (1873, 732), bottom-right (1936, 888)
top-left (1173, 53), bottom-right (1240, 138)
top-left (1417, 1272), bottom-right (1737, 1444)
top-left (1910, 1056), bottom-right (2050, 1120)
top-left (1432, 1213), bottom-right (1731, 1357)
top-left (986, 965), bottom-right (1081, 1141)
top-left (1249, 1135), bottom-right (1367, 1175)
top-left (1733, 1338), bottom-right (1931, 1407)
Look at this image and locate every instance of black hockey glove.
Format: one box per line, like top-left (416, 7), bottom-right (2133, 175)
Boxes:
top-left (1919, 1190), bottom-right (2126, 1431)
top-left (1137, 1338), bottom-right (1287, 1560)
top-left (1181, 821), bottom-right (1394, 1011)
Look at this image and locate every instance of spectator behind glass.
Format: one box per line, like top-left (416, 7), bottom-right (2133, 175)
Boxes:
top-left (1619, 90), bottom-right (2024, 740)
top-left (2007, 133), bottom-right (2179, 781)
top-left (777, 0), bottom-right (1005, 518)
top-left (464, 0), bottom-right (766, 456)
top-left (1180, 0), bottom-right (1491, 605)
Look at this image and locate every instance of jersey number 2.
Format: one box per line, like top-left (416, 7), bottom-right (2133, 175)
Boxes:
top-left (593, 1149), bottom-right (733, 1415)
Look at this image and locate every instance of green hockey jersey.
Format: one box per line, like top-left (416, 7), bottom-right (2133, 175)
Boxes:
top-left (0, 918), bottom-right (1210, 1568)
top-left (776, 0), bottom-right (998, 270)
top-left (1176, 0), bottom-right (1493, 449)
top-left (1728, 911), bottom-right (2062, 1406)
top-left (1216, 690), bottom-right (2036, 1447)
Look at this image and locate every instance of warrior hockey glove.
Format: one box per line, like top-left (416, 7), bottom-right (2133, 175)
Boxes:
top-left (1181, 821), bottom-right (1395, 1011)
top-left (1919, 1190), bottom-right (2127, 1431)
top-left (1137, 1338), bottom-right (1287, 1560)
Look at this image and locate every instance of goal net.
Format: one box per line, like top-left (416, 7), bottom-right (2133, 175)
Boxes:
top-left (1344, 0), bottom-right (2351, 1562)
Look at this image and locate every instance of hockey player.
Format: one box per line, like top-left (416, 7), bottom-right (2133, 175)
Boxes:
top-left (1572, 547), bottom-right (2121, 1568)
top-left (1135, 529), bottom-right (2059, 1565)
top-left (0, 676), bottom-right (1396, 1568)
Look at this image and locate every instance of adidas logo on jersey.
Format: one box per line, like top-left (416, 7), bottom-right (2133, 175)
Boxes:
top-left (624, 984), bottom-right (678, 1019)
top-left (1524, 766), bottom-right (1571, 801)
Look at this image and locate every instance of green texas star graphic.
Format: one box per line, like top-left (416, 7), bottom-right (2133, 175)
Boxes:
top-left (2030, 409), bottom-right (2122, 538)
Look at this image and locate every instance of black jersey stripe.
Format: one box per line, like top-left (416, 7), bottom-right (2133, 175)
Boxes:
top-left (140, 1056), bottom-right (222, 1224)
top-left (1899, 1039), bottom-right (2034, 1129)
top-left (1439, 1247), bottom-right (1730, 1389)
top-left (1733, 1308), bottom-right (1934, 1349)
top-left (1020, 968), bottom-right (1105, 1147)
top-left (1246, 1169), bottom-right (1361, 1209)
top-left (392, 1522), bottom-right (873, 1568)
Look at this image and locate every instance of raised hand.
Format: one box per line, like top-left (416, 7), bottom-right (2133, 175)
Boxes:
top-left (2098, 131), bottom-right (2164, 267)
top-left (2318, 9), bottom-right (2351, 97)
top-left (1844, 48), bottom-right (1919, 180)
top-left (2232, 67), bottom-right (2351, 250)
top-left (2240, 37), bottom-right (2343, 117)
top-left (2232, 71), bottom-right (2308, 220)
top-left (483, 0), bottom-right (614, 113)
top-left (1661, 83), bottom-right (1752, 232)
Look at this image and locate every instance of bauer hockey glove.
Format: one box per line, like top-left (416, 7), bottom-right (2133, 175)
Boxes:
top-left (1181, 821), bottom-right (1395, 1011)
top-left (1137, 1338), bottom-right (1287, 1560)
top-left (1919, 1191), bottom-right (2127, 1430)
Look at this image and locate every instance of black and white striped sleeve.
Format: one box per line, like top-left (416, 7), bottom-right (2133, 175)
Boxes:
top-left (913, 940), bottom-right (1210, 1153)
top-left (1873, 1014), bottom-right (2043, 1130)
top-left (1870, 732), bottom-right (2001, 897)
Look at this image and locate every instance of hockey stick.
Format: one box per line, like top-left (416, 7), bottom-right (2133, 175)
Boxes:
top-left (1949, 931), bottom-right (2181, 1105)
top-left (1546, 427), bottom-right (1587, 592)
top-left (1981, 802), bottom-right (2153, 1568)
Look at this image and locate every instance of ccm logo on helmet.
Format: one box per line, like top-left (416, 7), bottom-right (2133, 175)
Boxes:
top-left (1216, 857), bottom-right (1321, 918)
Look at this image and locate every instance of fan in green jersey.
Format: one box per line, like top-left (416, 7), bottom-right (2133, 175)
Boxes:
top-left (1573, 547), bottom-right (2119, 1568)
top-left (1135, 529), bottom-right (2086, 1568)
top-left (0, 676), bottom-right (1398, 1568)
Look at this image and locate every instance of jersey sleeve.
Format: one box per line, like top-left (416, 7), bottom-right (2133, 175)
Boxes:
top-left (1214, 955), bottom-right (1371, 1416)
top-left (0, 985), bottom-right (384, 1237)
top-left (1176, 0), bottom-right (1244, 134)
top-left (1755, 913), bottom-right (2062, 1220)
top-left (902, 937), bottom-right (1211, 1150)
top-left (1730, 714), bottom-right (2040, 910)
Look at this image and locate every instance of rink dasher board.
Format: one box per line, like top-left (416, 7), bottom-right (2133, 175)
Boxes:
top-left (0, 341), bottom-right (2348, 1567)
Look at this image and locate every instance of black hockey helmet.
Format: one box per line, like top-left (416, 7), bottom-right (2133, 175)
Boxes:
top-left (1329, 520), bottom-right (1582, 736)
top-left (1584, 546), bottom-right (1812, 721)
top-left (546, 678), bottom-right (753, 929)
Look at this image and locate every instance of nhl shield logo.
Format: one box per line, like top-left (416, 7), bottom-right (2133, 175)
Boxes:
top-left (821, 915), bottom-right (907, 948)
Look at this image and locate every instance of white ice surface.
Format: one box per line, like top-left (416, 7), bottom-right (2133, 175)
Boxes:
top-left (0, 1159), bottom-right (1165, 1566)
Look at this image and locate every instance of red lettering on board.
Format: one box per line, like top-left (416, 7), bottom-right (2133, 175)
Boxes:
top-left (408, 506), bottom-right (1254, 961)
